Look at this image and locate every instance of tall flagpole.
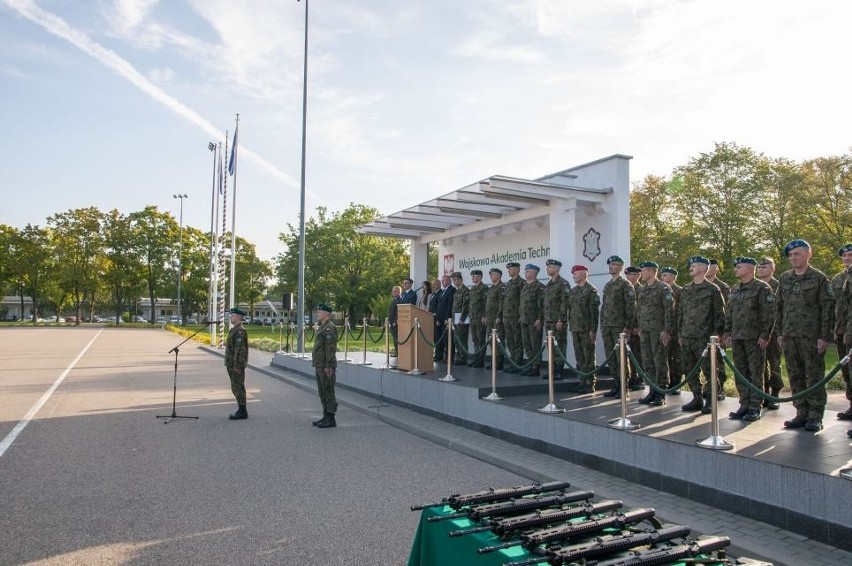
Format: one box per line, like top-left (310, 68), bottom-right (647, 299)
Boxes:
top-left (219, 131), bottom-right (229, 343)
top-left (229, 114), bottom-right (240, 317)
top-left (297, 0), bottom-right (309, 352)
top-left (207, 141), bottom-right (219, 346)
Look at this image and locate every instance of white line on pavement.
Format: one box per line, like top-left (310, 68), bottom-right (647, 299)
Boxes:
top-left (0, 328), bottom-right (103, 459)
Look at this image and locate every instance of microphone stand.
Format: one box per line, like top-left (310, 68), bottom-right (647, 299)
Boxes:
top-left (157, 321), bottom-right (216, 424)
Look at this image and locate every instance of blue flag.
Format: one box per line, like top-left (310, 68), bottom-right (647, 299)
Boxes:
top-left (228, 126), bottom-right (238, 176)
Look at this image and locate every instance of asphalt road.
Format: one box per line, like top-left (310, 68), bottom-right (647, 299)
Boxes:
top-left (0, 327), bottom-right (526, 565)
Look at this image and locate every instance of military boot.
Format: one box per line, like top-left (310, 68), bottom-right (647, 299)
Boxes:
top-left (764, 388), bottom-right (780, 410)
top-left (681, 394), bottom-right (703, 412)
top-left (312, 414), bottom-right (326, 426)
top-left (743, 407), bottom-right (762, 422)
top-left (637, 390), bottom-right (655, 404)
top-left (783, 414), bottom-right (807, 429)
top-left (837, 403), bottom-right (852, 420)
top-left (316, 412), bottom-right (336, 428)
top-left (728, 405), bottom-right (748, 420)
top-left (700, 393), bottom-right (713, 414)
top-left (229, 405), bottom-right (248, 420)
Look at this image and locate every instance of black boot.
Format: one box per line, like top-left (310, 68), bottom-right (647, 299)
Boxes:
top-left (681, 394), bottom-right (703, 412)
top-left (229, 405), bottom-right (248, 420)
top-left (784, 414), bottom-right (807, 429)
top-left (649, 391), bottom-right (666, 406)
top-left (764, 388), bottom-right (780, 410)
top-left (837, 404), bottom-right (852, 420)
top-left (312, 414), bottom-right (326, 426)
top-left (701, 393), bottom-right (713, 414)
top-left (638, 390), bottom-right (655, 404)
top-left (316, 412), bottom-right (336, 428)
top-left (729, 405), bottom-right (748, 420)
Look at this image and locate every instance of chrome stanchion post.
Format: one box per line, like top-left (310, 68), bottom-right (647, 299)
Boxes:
top-left (297, 323), bottom-right (312, 359)
top-left (356, 317), bottom-right (372, 366)
top-left (439, 319), bottom-right (457, 382)
top-left (341, 318), bottom-right (352, 362)
top-left (277, 322), bottom-right (283, 353)
top-left (482, 328), bottom-right (502, 401)
top-left (287, 323), bottom-right (294, 355)
top-left (696, 335), bottom-right (734, 450)
top-left (609, 332), bottom-right (640, 429)
top-left (538, 331), bottom-right (564, 413)
top-left (379, 318), bottom-right (391, 369)
top-left (408, 318), bottom-right (424, 375)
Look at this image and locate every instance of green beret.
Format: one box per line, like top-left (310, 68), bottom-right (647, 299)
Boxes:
top-left (506, 262), bottom-right (521, 269)
top-left (734, 256), bottom-right (756, 266)
top-left (687, 256), bottom-right (710, 267)
top-left (638, 261), bottom-right (659, 269)
top-left (606, 255), bottom-right (624, 265)
top-left (661, 267), bottom-right (678, 276)
top-left (624, 266), bottom-right (640, 274)
top-left (470, 269), bottom-right (483, 276)
top-left (229, 307), bottom-right (247, 317)
top-left (451, 271), bottom-right (463, 279)
top-left (489, 267), bottom-right (503, 275)
top-left (545, 259), bottom-right (562, 267)
top-left (757, 256), bottom-right (775, 266)
top-left (315, 303), bottom-right (332, 313)
top-left (839, 244), bottom-right (852, 256)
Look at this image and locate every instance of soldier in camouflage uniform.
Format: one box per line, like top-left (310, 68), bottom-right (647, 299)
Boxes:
top-left (635, 261), bottom-right (673, 406)
top-left (601, 255), bottom-right (636, 398)
top-left (776, 240), bottom-right (834, 432)
top-left (468, 269), bottom-right (488, 368)
top-left (708, 259), bottom-right (731, 397)
top-left (832, 244), bottom-right (852, 420)
top-left (501, 262), bottom-right (525, 373)
top-left (451, 272), bottom-right (470, 366)
top-left (756, 256), bottom-right (783, 410)
top-left (624, 266), bottom-right (643, 390)
top-left (484, 268), bottom-right (505, 370)
top-left (544, 259), bottom-right (571, 380)
top-left (312, 303), bottom-right (338, 428)
top-left (225, 307), bottom-right (250, 420)
top-left (677, 256), bottom-right (726, 413)
top-left (660, 267), bottom-right (683, 396)
top-left (567, 265), bottom-right (600, 392)
top-left (519, 264), bottom-right (545, 377)
top-left (837, 263), bottom-right (852, 438)
top-left (723, 257), bottom-right (775, 422)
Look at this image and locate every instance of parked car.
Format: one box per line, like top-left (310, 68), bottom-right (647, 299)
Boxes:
top-left (66, 315), bottom-right (77, 323)
top-left (155, 317), bottom-right (166, 324)
top-left (186, 318), bottom-right (198, 324)
top-left (133, 315), bottom-right (148, 323)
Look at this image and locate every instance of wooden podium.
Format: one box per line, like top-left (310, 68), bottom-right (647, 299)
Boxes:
top-left (397, 304), bottom-right (434, 373)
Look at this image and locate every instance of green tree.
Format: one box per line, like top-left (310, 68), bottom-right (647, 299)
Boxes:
top-left (129, 206), bottom-right (179, 325)
top-left (176, 226), bottom-right (215, 322)
top-left (798, 154), bottom-right (852, 272)
top-left (759, 157), bottom-right (808, 261)
top-left (275, 204), bottom-right (409, 321)
top-left (103, 209), bottom-right (146, 323)
top-left (14, 225), bottom-right (54, 323)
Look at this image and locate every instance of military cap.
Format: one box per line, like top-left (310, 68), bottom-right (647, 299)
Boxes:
top-left (638, 261), bottom-right (659, 269)
top-left (734, 256), bottom-right (756, 266)
top-left (783, 239), bottom-right (810, 257)
top-left (506, 262), bottom-right (521, 269)
top-left (661, 266), bottom-right (678, 276)
top-left (624, 266), bottom-right (640, 274)
top-left (524, 263), bottom-right (540, 272)
top-left (489, 267), bottom-right (503, 275)
top-left (606, 255), bottom-right (625, 265)
top-left (709, 258), bottom-right (720, 266)
top-left (686, 256), bottom-right (710, 267)
top-left (545, 259), bottom-right (562, 267)
top-left (470, 269), bottom-right (483, 276)
top-left (451, 271), bottom-right (463, 279)
top-left (757, 256), bottom-right (775, 266)
top-left (838, 244), bottom-right (852, 256)
top-left (315, 303), bottom-right (332, 313)
top-left (571, 264), bottom-right (588, 273)
top-left (229, 307), bottom-right (247, 317)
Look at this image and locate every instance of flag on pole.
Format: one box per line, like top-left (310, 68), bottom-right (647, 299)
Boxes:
top-left (228, 125), bottom-right (238, 176)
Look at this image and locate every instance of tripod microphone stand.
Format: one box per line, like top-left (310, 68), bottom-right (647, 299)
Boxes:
top-left (157, 321), bottom-right (215, 424)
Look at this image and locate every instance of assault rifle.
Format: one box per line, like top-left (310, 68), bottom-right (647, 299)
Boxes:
top-left (428, 489), bottom-right (594, 524)
top-left (450, 499), bottom-right (623, 538)
top-left (411, 480), bottom-right (572, 511)
top-left (590, 534), bottom-right (730, 566)
top-left (478, 508), bottom-right (657, 554)
top-left (503, 524), bottom-right (691, 566)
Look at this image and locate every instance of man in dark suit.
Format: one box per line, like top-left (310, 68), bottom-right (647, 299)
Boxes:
top-left (434, 275), bottom-right (455, 362)
top-left (400, 278), bottom-right (417, 305)
top-left (388, 286), bottom-right (401, 355)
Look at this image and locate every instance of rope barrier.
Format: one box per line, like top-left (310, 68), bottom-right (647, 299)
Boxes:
top-left (452, 331), bottom-right (489, 357)
top-left (496, 339), bottom-right (547, 372)
top-left (417, 324), bottom-right (446, 348)
top-left (397, 324), bottom-right (416, 346)
top-left (367, 325), bottom-right (386, 344)
top-left (626, 346), bottom-right (707, 395)
top-left (347, 323), bottom-right (364, 341)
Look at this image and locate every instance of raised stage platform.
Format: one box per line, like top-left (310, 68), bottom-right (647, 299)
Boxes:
top-left (271, 350), bottom-right (852, 550)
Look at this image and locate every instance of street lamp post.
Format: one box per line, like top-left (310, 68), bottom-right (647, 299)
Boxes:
top-left (173, 194), bottom-right (188, 325)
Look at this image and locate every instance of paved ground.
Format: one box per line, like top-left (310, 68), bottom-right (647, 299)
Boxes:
top-left (2, 326), bottom-right (850, 566)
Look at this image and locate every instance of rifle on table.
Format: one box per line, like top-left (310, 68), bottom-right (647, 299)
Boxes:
top-left (503, 524), bottom-right (691, 566)
top-left (450, 499), bottom-right (622, 538)
top-left (429, 489), bottom-right (594, 524)
top-left (411, 480), bottom-right (572, 512)
top-left (589, 534), bottom-right (731, 566)
top-left (478, 508), bottom-right (657, 554)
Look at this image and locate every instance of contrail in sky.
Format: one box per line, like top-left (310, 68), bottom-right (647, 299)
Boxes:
top-left (5, 0), bottom-right (299, 189)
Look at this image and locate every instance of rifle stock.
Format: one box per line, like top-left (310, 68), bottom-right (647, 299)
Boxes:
top-left (590, 535), bottom-right (730, 566)
top-left (412, 480), bottom-right (571, 512)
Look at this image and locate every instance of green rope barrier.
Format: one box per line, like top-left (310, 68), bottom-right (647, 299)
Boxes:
top-left (452, 331), bottom-right (489, 357)
top-left (396, 324), bottom-right (416, 346)
top-left (557, 344), bottom-right (620, 378)
top-left (367, 325), bottom-right (385, 344)
top-left (347, 324), bottom-right (364, 341)
top-left (497, 339), bottom-right (546, 372)
top-left (721, 348), bottom-right (847, 402)
top-left (625, 346), bottom-right (706, 395)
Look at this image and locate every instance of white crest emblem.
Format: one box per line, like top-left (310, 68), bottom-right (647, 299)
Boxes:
top-left (582, 228), bottom-right (601, 262)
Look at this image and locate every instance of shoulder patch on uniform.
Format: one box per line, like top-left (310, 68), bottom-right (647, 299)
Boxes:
top-left (627, 290), bottom-right (635, 299)
top-left (664, 293), bottom-right (672, 301)
top-left (766, 294), bottom-right (775, 303)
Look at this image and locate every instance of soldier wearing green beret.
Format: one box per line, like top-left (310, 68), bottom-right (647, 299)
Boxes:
top-left (312, 303), bottom-right (338, 429)
top-left (451, 272), bottom-right (470, 365)
top-left (601, 256), bottom-right (636, 397)
top-left (484, 268), bottom-right (505, 370)
top-left (225, 308), bottom-right (250, 420)
top-left (660, 267), bottom-right (684, 395)
top-left (635, 261), bottom-right (672, 405)
top-left (468, 270), bottom-right (488, 367)
top-left (543, 259), bottom-right (571, 380)
top-left (567, 265), bottom-right (600, 392)
top-left (501, 262), bottom-right (525, 373)
top-left (519, 264), bottom-right (545, 376)
top-left (832, 244), bottom-right (852, 420)
top-left (756, 257), bottom-right (783, 409)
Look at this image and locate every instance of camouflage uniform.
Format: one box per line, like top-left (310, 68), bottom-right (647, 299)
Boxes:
top-left (452, 283), bottom-right (471, 364)
top-left (636, 280), bottom-right (673, 390)
top-left (667, 282), bottom-right (684, 388)
top-left (762, 277), bottom-right (785, 397)
top-left (519, 278), bottom-right (545, 374)
top-left (709, 276), bottom-right (731, 389)
top-left (600, 277), bottom-right (636, 384)
top-left (544, 275), bottom-right (571, 376)
top-left (502, 275), bottom-right (525, 371)
top-left (225, 322), bottom-right (249, 406)
top-left (567, 282), bottom-right (600, 386)
top-left (841, 266), bottom-right (852, 360)
top-left (485, 279), bottom-right (505, 368)
top-left (677, 280), bottom-right (725, 398)
top-left (468, 280), bottom-right (488, 367)
top-left (832, 268), bottom-right (852, 410)
top-left (312, 318), bottom-right (338, 416)
top-left (775, 266), bottom-right (834, 422)
top-left (725, 278), bottom-right (775, 413)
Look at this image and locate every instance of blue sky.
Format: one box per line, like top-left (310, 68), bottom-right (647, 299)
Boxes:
top-left (2, 0), bottom-right (850, 261)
